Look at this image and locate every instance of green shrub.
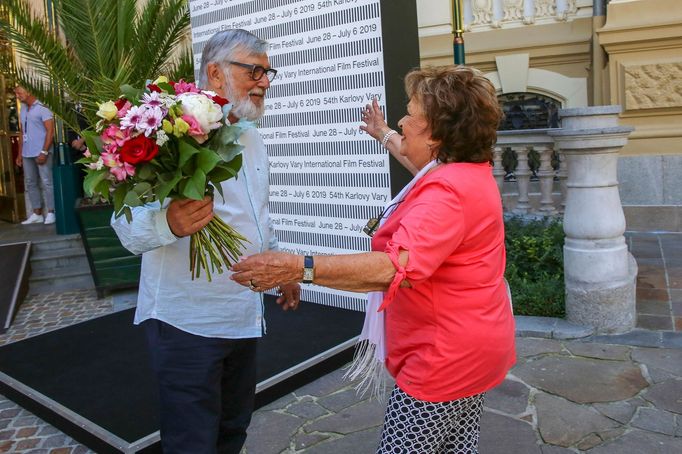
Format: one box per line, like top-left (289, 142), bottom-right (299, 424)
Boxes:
top-left (504, 216), bottom-right (565, 317)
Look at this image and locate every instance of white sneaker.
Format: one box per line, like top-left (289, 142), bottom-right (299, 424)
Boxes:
top-left (44, 212), bottom-right (56, 225)
top-left (21, 213), bottom-right (44, 225)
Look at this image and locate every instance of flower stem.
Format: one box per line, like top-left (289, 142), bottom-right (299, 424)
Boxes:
top-left (189, 214), bottom-right (249, 281)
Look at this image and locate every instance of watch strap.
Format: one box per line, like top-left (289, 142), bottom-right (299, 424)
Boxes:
top-left (302, 255), bottom-right (314, 283)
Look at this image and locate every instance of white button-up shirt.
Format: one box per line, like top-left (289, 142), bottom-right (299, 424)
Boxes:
top-left (111, 128), bottom-right (277, 338)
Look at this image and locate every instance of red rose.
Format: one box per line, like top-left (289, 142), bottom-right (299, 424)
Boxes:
top-left (210, 94), bottom-right (229, 107)
top-left (147, 83), bottom-right (162, 93)
top-left (114, 98), bottom-right (127, 110)
top-left (119, 135), bottom-right (159, 165)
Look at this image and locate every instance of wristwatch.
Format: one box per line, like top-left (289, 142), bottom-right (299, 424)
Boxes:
top-left (302, 255), bottom-right (315, 284)
top-left (39, 150), bottom-right (49, 155)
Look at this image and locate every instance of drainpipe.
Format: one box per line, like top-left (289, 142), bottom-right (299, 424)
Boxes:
top-left (592, 0), bottom-right (608, 105)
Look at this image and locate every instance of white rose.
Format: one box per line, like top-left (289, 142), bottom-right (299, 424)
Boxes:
top-left (177, 93), bottom-right (223, 134)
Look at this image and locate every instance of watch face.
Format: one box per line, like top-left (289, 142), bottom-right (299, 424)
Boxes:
top-left (303, 268), bottom-right (314, 282)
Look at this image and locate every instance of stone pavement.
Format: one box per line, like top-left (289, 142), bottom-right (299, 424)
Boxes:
top-left (0, 232), bottom-right (681, 453)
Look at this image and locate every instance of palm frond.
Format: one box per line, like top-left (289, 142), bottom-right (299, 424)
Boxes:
top-left (163, 43), bottom-right (195, 82)
top-left (0, 0), bottom-right (83, 94)
top-left (15, 68), bottom-right (79, 132)
top-left (132, 0), bottom-right (190, 82)
top-left (53, 0), bottom-right (118, 77)
top-left (3, 0), bottom-right (191, 133)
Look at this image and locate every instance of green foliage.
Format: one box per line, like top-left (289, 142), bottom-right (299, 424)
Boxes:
top-left (505, 216), bottom-right (565, 317)
top-left (0, 0), bottom-right (192, 133)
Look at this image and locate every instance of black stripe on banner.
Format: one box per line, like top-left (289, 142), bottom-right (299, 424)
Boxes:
top-left (300, 288), bottom-right (367, 312)
top-left (269, 172), bottom-right (389, 187)
top-left (276, 230), bottom-right (370, 252)
top-left (193, 4), bottom-right (380, 54)
top-left (191, 0), bottom-right (292, 29)
top-left (269, 201), bottom-right (378, 220)
top-left (261, 107), bottom-right (370, 128)
top-left (269, 37), bottom-right (382, 69)
top-left (265, 141), bottom-right (383, 157)
top-left (267, 72), bottom-right (385, 100)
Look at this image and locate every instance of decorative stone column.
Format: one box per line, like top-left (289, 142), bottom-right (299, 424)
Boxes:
top-left (548, 106), bottom-right (637, 334)
top-left (536, 144), bottom-right (557, 215)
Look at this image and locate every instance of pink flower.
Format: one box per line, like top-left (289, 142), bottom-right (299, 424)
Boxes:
top-left (142, 92), bottom-right (164, 109)
top-left (117, 100), bottom-right (132, 118)
top-left (174, 79), bottom-right (200, 94)
top-left (181, 114), bottom-right (208, 143)
top-left (100, 151), bottom-right (121, 168)
top-left (139, 106), bottom-right (164, 136)
top-left (83, 148), bottom-right (91, 158)
top-left (101, 124), bottom-right (130, 147)
top-left (120, 105), bottom-right (144, 130)
top-left (110, 162), bottom-right (135, 181)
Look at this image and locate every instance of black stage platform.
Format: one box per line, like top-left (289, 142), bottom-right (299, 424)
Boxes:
top-left (0, 297), bottom-right (363, 453)
top-left (0, 241), bottom-right (31, 333)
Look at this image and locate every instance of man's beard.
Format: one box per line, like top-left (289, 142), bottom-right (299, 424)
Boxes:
top-left (224, 80), bottom-right (265, 121)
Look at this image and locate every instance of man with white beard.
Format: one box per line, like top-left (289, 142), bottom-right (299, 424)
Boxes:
top-left (112, 30), bottom-right (300, 454)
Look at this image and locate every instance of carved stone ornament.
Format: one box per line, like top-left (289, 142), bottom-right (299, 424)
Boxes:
top-left (624, 62), bottom-right (682, 110)
top-left (472, 0), bottom-right (493, 25)
top-left (535, 0), bottom-right (556, 18)
top-left (503, 0), bottom-right (524, 21)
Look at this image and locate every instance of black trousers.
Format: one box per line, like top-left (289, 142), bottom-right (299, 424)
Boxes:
top-left (143, 319), bottom-right (258, 454)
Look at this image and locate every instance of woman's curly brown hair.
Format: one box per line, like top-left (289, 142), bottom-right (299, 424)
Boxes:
top-left (404, 65), bottom-right (502, 163)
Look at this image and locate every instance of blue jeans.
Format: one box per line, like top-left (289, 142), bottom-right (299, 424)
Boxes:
top-left (143, 319), bottom-right (257, 454)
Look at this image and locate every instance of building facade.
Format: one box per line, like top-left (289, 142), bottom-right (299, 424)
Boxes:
top-left (417, 0), bottom-right (682, 230)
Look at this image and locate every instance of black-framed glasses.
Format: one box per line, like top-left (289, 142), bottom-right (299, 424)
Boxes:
top-left (363, 201), bottom-right (404, 237)
top-left (229, 61), bottom-right (278, 82)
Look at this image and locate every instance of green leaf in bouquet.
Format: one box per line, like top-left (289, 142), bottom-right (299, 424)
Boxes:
top-left (133, 182), bottom-right (152, 198)
top-left (123, 189), bottom-right (143, 207)
top-left (215, 143), bottom-right (244, 163)
top-left (157, 82), bottom-right (175, 93)
top-left (179, 140), bottom-right (201, 168)
top-left (181, 169), bottom-right (206, 200)
top-left (83, 169), bottom-right (108, 196)
top-left (136, 163), bottom-right (154, 180)
top-left (212, 182), bottom-right (224, 202)
top-left (120, 84), bottom-right (144, 105)
top-left (156, 169), bottom-right (183, 202)
top-left (208, 155), bottom-right (242, 183)
top-left (112, 185), bottom-right (127, 216)
top-left (82, 130), bottom-right (103, 154)
top-left (196, 148), bottom-right (222, 174)
top-left (94, 178), bottom-right (110, 200)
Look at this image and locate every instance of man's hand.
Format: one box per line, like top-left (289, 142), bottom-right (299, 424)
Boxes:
top-left (71, 138), bottom-right (86, 151)
top-left (276, 283), bottom-right (301, 311)
top-left (35, 154), bottom-right (48, 166)
top-left (15, 154), bottom-right (22, 167)
top-left (166, 196), bottom-right (214, 237)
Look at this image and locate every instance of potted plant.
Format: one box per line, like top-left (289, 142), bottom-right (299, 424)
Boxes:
top-left (1, 0), bottom-right (194, 296)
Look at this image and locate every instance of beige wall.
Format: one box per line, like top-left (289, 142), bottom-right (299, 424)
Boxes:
top-left (598, 0), bottom-right (682, 156)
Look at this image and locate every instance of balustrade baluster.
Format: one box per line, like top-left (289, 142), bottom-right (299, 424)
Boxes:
top-left (513, 146), bottom-right (531, 214)
top-left (557, 149), bottom-right (568, 213)
top-left (493, 146), bottom-right (505, 194)
top-left (537, 145), bottom-right (557, 215)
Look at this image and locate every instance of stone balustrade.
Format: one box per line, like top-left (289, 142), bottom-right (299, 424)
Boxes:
top-left (463, 0), bottom-right (587, 31)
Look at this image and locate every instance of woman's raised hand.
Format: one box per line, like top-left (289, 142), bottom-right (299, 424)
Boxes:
top-left (360, 97), bottom-right (391, 142)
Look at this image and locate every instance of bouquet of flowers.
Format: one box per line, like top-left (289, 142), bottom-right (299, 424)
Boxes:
top-left (79, 77), bottom-right (250, 281)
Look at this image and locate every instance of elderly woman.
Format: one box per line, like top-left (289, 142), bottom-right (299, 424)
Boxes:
top-left (232, 65), bottom-right (515, 453)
